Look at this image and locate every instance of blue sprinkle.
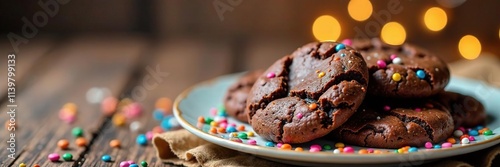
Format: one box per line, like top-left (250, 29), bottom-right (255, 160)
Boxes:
top-left (469, 130), bottom-right (479, 136)
top-left (416, 70), bottom-right (426, 79)
top-left (335, 44), bottom-right (346, 52)
top-left (476, 125), bottom-right (484, 130)
top-left (130, 164), bottom-right (139, 167)
top-left (161, 119), bottom-right (172, 130)
top-left (152, 109), bottom-right (165, 121)
top-left (136, 134), bottom-right (148, 145)
top-left (433, 145), bottom-right (441, 149)
top-left (101, 154), bottom-right (112, 162)
top-left (217, 111), bottom-right (228, 117)
top-left (408, 147), bottom-right (418, 152)
top-left (340, 53), bottom-right (346, 57)
top-left (265, 142), bottom-right (274, 147)
top-left (226, 126), bottom-right (237, 133)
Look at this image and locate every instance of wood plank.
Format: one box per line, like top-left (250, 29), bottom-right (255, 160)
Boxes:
top-left (242, 37), bottom-right (304, 71)
top-left (0, 35), bottom-right (56, 102)
top-left (0, 34), bottom-right (147, 167)
top-left (82, 37), bottom-right (232, 166)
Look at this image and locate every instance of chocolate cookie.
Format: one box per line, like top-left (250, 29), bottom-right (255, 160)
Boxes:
top-left (331, 98), bottom-right (454, 148)
top-left (349, 38), bottom-right (450, 98)
top-left (224, 70), bottom-right (264, 123)
top-left (246, 42), bottom-right (369, 144)
top-left (433, 92), bottom-right (486, 128)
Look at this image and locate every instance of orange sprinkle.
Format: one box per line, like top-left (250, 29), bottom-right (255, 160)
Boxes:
top-left (209, 127), bottom-right (217, 134)
top-left (373, 150), bottom-right (383, 154)
top-left (237, 125), bottom-right (245, 131)
top-left (280, 144), bottom-right (292, 150)
top-left (109, 139), bottom-right (121, 148)
top-left (33, 164), bottom-right (41, 167)
top-left (334, 57), bottom-right (341, 61)
top-left (198, 116), bottom-right (205, 123)
top-left (402, 146), bottom-right (410, 151)
top-left (358, 149), bottom-right (369, 154)
top-left (57, 139), bottom-right (70, 150)
top-left (479, 129), bottom-right (485, 134)
top-left (210, 121), bottom-right (219, 127)
top-left (447, 138), bottom-right (456, 144)
top-left (460, 134), bottom-right (470, 140)
top-left (156, 97), bottom-right (173, 114)
top-left (217, 127), bottom-right (226, 133)
top-left (152, 126), bottom-right (164, 134)
top-left (338, 147), bottom-right (344, 152)
top-left (75, 137), bottom-right (87, 147)
top-left (295, 147), bottom-right (303, 151)
top-left (308, 103), bottom-right (318, 110)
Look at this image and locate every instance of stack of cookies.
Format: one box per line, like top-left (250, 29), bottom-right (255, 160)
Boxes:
top-left (223, 38), bottom-right (486, 148)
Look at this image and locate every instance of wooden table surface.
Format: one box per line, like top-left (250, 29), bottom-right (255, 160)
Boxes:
top-left (1, 34), bottom-right (498, 167)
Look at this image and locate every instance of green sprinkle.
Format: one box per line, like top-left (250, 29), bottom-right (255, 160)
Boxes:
top-left (140, 160), bottom-right (148, 167)
top-left (483, 130), bottom-right (493, 136)
top-left (238, 133), bottom-right (248, 139)
top-left (322, 144), bottom-right (332, 150)
top-left (205, 117), bottom-right (214, 124)
top-left (72, 127), bottom-right (84, 137)
top-left (62, 153), bottom-right (73, 161)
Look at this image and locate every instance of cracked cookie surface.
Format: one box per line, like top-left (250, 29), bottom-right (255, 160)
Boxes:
top-left (350, 38), bottom-right (450, 98)
top-left (224, 70), bottom-right (264, 123)
top-left (433, 92), bottom-right (486, 128)
top-left (246, 42), bottom-right (369, 144)
top-left (331, 97), bottom-right (454, 148)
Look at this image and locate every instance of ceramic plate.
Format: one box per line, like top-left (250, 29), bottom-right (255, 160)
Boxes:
top-left (173, 73), bottom-right (500, 166)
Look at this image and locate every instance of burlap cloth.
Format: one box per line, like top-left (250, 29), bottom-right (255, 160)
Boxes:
top-left (153, 54), bottom-right (500, 167)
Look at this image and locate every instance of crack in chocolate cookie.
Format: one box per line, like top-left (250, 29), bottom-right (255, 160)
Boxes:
top-left (349, 38), bottom-right (450, 98)
top-left (224, 70), bottom-right (264, 123)
top-left (246, 42), bottom-right (369, 143)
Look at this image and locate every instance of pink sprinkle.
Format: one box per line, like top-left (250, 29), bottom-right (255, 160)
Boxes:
top-left (219, 122), bottom-right (228, 129)
top-left (48, 153), bottom-right (60, 161)
top-left (210, 107), bottom-right (217, 116)
top-left (383, 105), bottom-right (391, 111)
top-left (127, 160), bottom-right (135, 164)
top-left (367, 148), bottom-right (374, 153)
top-left (441, 142), bottom-right (452, 148)
top-left (266, 72), bottom-right (276, 78)
top-left (146, 131), bottom-right (154, 140)
top-left (309, 147), bottom-right (321, 152)
top-left (415, 108), bottom-right (421, 112)
top-left (120, 161), bottom-right (130, 167)
top-left (458, 127), bottom-right (466, 133)
top-left (248, 139), bottom-right (257, 145)
top-left (310, 144), bottom-right (322, 151)
top-left (390, 54), bottom-right (397, 60)
top-left (342, 39), bottom-right (352, 46)
top-left (424, 142), bottom-right (433, 149)
top-left (376, 60), bottom-right (387, 68)
top-left (124, 103), bottom-right (142, 119)
top-left (228, 123), bottom-right (236, 127)
top-left (296, 113), bottom-right (303, 119)
top-left (468, 136), bottom-right (475, 141)
top-left (277, 143), bottom-right (283, 148)
top-left (343, 146), bottom-right (354, 153)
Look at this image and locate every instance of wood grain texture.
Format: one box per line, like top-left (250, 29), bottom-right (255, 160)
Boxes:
top-left (0, 34), bottom-right (147, 167)
top-left (81, 38), bottom-right (232, 166)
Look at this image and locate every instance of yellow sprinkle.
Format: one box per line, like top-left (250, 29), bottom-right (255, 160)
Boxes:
top-left (392, 73), bottom-right (402, 82)
top-left (318, 72), bottom-right (326, 78)
top-left (19, 163), bottom-right (26, 167)
top-left (210, 121), bottom-right (218, 127)
top-left (334, 142), bottom-right (345, 148)
top-left (397, 148), bottom-right (404, 153)
top-left (247, 131), bottom-right (255, 137)
top-left (231, 132), bottom-right (238, 137)
top-left (112, 114), bottom-right (126, 126)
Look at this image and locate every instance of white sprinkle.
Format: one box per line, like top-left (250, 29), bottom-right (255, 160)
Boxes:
top-left (392, 57), bottom-right (402, 64)
top-left (333, 149), bottom-right (341, 154)
top-left (453, 130), bottom-right (463, 137)
top-left (366, 56), bottom-right (371, 60)
top-left (377, 116), bottom-right (381, 120)
top-left (348, 60), bottom-right (352, 64)
top-left (461, 138), bottom-right (470, 144)
top-left (130, 121), bottom-right (141, 131)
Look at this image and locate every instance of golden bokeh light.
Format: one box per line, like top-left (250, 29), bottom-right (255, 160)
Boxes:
top-left (312, 15), bottom-right (341, 41)
top-left (459, 35), bottom-right (481, 60)
top-left (424, 7), bottom-right (448, 31)
top-left (381, 22), bottom-right (406, 45)
top-left (348, 0), bottom-right (373, 21)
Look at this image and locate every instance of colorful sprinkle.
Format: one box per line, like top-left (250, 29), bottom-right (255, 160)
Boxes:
top-left (152, 126), bottom-right (164, 134)
top-left (266, 72), bottom-right (276, 78)
top-left (146, 131), bottom-right (154, 140)
top-left (197, 116), bottom-right (205, 123)
top-left (390, 54), bottom-right (397, 60)
top-left (140, 161), bottom-right (148, 167)
top-left (276, 143), bottom-right (283, 148)
top-left (367, 148), bottom-right (374, 153)
top-left (323, 144), bottom-right (332, 150)
top-left (75, 137), bottom-right (87, 147)
top-left (130, 121), bottom-right (142, 132)
top-left (205, 117), bottom-right (214, 124)
top-left (333, 149), bottom-right (341, 154)
top-left (101, 155), bottom-right (112, 162)
top-left (155, 97), bottom-right (173, 114)
top-left (415, 108), bottom-right (421, 112)
top-left (57, 139), bottom-right (70, 150)
top-left (210, 121), bottom-right (218, 127)
top-left (341, 39), bottom-right (352, 46)
top-left (296, 113), bottom-right (303, 119)
top-left (152, 109), bottom-right (165, 121)
top-left (308, 103), bottom-right (318, 110)
top-left (392, 73), bottom-right (402, 82)
top-left (433, 145), bottom-right (441, 149)
top-left (110, 139), bottom-right (121, 148)
top-left (136, 134), bottom-right (148, 145)
top-left (18, 163), bottom-right (26, 167)
top-left (358, 149), bottom-right (369, 154)
top-left (209, 127), bottom-right (217, 134)
top-left (441, 142), bottom-right (452, 148)
top-left (309, 147), bottom-right (321, 152)
top-left (408, 147), bottom-right (418, 152)
top-left (281, 144), bottom-right (292, 150)
top-left (376, 60), bottom-right (387, 68)
top-left (318, 72), bottom-right (326, 78)
top-left (454, 130), bottom-right (464, 137)
top-left (112, 114), bottom-right (127, 126)
top-left (392, 57), bottom-right (402, 64)
top-left (120, 161), bottom-right (131, 167)
top-left (460, 134), bottom-right (470, 140)
top-left (310, 144), bottom-right (322, 151)
top-left (265, 142), bottom-right (274, 147)
top-left (217, 127), bottom-right (226, 133)
top-left (424, 142), bottom-right (433, 149)
top-left (237, 125), bottom-right (245, 131)
top-left (416, 70), bottom-right (426, 79)
top-left (446, 138), bottom-right (456, 144)
top-left (238, 133), bottom-right (248, 139)
top-left (101, 96), bottom-right (118, 116)
top-left (468, 136), bottom-right (475, 141)
top-left (219, 122), bottom-right (228, 129)
top-left (461, 138), bottom-right (470, 144)
top-left (483, 130), bottom-right (493, 136)
top-left (334, 142), bottom-right (345, 148)
top-left (247, 139), bottom-right (257, 145)
top-left (62, 153), bottom-right (73, 161)
top-left (469, 130), bottom-right (479, 136)
top-left (48, 153), bottom-right (60, 161)
top-left (383, 105), bottom-right (391, 111)
top-left (230, 132), bottom-right (238, 137)
top-left (123, 102), bottom-right (142, 119)
top-left (226, 126), bottom-right (237, 133)
top-left (340, 53), bottom-right (346, 57)
top-left (72, 127), bottom-right (84, 137)
top-left (247, 131), bottom-right (254, 137)
top-left (335, 44), bottom-right (346, 52)
top-left (130, 164), bottom-right (139, 167)
top-left (343, 146), bottom-right (355, 153)
top-left (229, 137), bottom-right (243, 143)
